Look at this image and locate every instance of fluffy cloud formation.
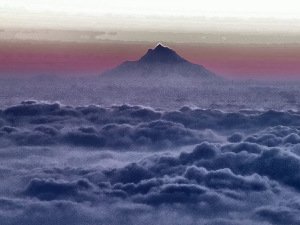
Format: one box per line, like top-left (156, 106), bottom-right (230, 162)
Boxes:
top-left (2, 101), bottom-right (300, 149)
top-left (8, 141), bottom-right (299, 225)
top-left (1, 102), bottom-right (300, 225)
top-left (1, 101), bottom-right (224, 148)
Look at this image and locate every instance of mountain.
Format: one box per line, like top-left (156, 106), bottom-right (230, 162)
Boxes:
top-left (100, 43), bottom-right (219, 81)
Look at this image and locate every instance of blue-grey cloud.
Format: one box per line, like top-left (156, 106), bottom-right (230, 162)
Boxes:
top-left (1, 101), bottom-right (300, 225)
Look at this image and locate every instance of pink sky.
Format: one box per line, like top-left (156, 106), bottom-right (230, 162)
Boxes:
top-left (0, 40), bottom-right (300, 79)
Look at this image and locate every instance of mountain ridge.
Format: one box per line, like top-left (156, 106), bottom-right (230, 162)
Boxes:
top-left (100, 43), bottom-right (219, 80)
top-left (138, 43), bottom-right (188, 64)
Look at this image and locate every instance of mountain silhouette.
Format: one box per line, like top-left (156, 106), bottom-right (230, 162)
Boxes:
top-left (139, 44), bottom-right (188, 64)
top-left (100, 43), bottom-right (218, 80)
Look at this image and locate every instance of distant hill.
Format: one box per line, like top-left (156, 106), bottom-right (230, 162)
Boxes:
top-left (100, 43), bottom-right (220, 83)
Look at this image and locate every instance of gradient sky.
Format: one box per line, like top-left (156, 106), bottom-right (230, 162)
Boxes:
top-left (1, 0), bottom-right (300, 79)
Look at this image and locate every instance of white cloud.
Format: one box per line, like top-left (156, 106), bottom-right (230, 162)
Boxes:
top-left (2, 0), bottom-right (300, 18)
top-left (2, 0), bottom-right (300, 32)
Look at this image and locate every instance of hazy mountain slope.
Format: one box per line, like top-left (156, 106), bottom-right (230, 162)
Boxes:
top-left (100, 44), bottom-right (219, 81)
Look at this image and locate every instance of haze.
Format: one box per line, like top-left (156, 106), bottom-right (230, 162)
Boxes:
top-left (1, 0), bottom-right (300, 78)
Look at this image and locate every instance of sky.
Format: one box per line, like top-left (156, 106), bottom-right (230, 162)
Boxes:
top-left (1, 0), bottom-right (300, 79)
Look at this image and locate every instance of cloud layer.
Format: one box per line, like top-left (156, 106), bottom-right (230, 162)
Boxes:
top-left (1, 101), bottom-right (300, 225)
top-left (2, 101), bottom-right (300, 149)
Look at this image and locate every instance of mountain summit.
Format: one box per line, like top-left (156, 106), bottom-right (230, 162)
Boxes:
top-left (138, 44), bottom-right (188, 64)
top-left (100, 44), bottom-right (219, 81)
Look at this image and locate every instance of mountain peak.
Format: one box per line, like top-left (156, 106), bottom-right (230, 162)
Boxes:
top-left (101, 43), bottom-right (219, 81)
top-left (139, 43), bottom-right (187, 64)
top-left (154, 43), bottom-right (168, 50)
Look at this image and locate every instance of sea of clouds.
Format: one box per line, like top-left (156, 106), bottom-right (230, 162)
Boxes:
top-left (1, 99), bottom-right (300, 225)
